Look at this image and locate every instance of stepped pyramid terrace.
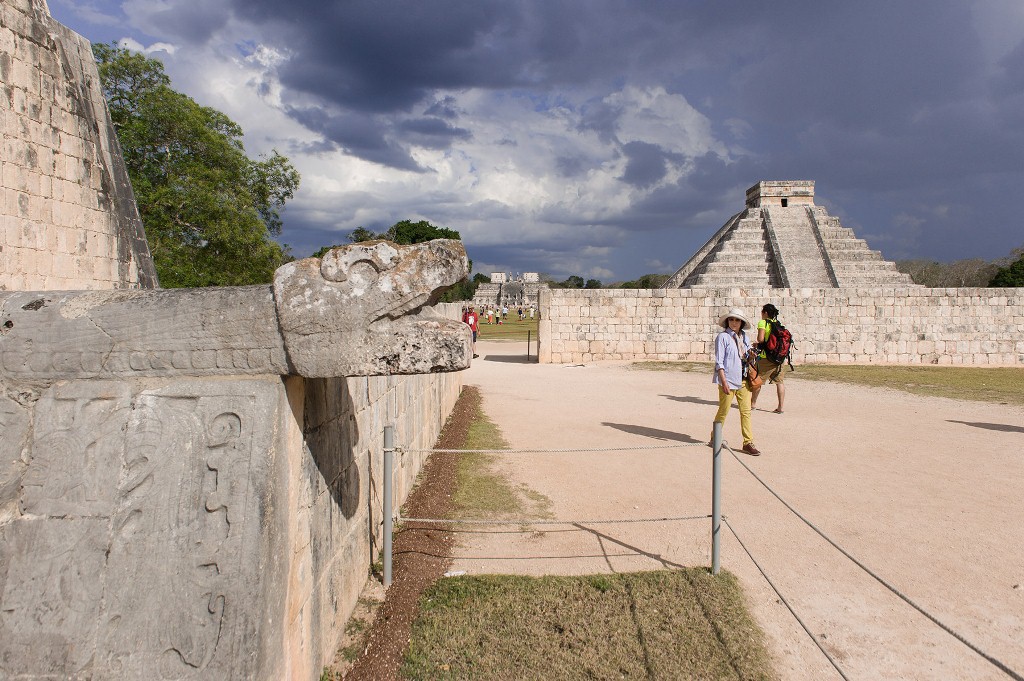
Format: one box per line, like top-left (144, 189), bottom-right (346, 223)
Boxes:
top-left (665, 181), bottom-right (916, 288)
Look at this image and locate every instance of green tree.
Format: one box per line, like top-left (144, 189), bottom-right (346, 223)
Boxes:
top-left (93, 43), bottom-right (300, 287)
top-left (562, 275), bottom-right (585, 289)
top-left (612, 273), bottom-right (670, 289)
top-left (349, 227), bottom-right (379, 243)
top-left (990, 252), bottom-right (1024, 287)
top-left (584, 278), bottom-right (602, 289)
top-left (382, 219), bottom-right (461, 244)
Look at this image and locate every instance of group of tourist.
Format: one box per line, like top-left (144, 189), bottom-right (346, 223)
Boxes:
top-left (712, 304), bottom-right (787, 457)
top-left (465, 298), bottom-right (785, 457)
top-left (474, 304), bottom-right (536, 325)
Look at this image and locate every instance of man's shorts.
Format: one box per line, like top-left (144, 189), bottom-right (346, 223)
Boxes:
top-left (755, 357), bottom-right (785, 383)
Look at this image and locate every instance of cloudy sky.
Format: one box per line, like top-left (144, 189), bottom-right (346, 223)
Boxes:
top-left (49, 0), bottom-right (1024, 282)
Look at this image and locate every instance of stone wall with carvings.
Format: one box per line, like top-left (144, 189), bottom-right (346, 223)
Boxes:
top-left (0, 368), bottom-right (462, 679)
top-left (538, 287), bottom-right (1024, 365)
top-left (0, 269), bottom-right (468, 681)
top-left (1, 0), bottom-right (157, 290)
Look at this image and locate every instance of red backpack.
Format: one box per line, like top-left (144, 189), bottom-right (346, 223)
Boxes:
top-left (763, 319), bottom-right (795, 369)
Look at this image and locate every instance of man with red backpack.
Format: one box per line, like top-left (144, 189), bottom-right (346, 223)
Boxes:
top-left (751, 303), bottom-right (794, 414)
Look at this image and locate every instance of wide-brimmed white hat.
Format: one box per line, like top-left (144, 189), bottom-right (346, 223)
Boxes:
top-left (717, 308), bottom-right (751, 329)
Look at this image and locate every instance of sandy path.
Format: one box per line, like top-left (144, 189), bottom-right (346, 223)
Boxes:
top-left (449, 340), bottom-right (1024, 680)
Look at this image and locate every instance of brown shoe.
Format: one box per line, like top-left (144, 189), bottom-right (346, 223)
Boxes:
top-left (741, 444), bottom-right (761, 456)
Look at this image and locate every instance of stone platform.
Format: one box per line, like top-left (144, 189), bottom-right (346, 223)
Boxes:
top-left (665, 181), bottom-right (916, 289)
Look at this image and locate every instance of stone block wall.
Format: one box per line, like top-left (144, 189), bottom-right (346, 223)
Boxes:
top-left (1, 0), bottom-right (156, 290)
top-left (289, 369), bottom-right (462, 680)
top-left (538, 287), bottom-right (1024, 366)
top-left (0, 301), bottom-right (466, 680)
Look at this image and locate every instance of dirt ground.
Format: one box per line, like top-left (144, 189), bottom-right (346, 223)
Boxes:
top-left (345, 339), bottom-right (1024, 680)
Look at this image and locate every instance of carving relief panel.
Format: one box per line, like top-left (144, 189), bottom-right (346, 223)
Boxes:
top-left (21, 382), bottom-right (132, 517)
top-left (99, 387), bottom-right (269, 679)
top-left (0, 379), bottom-right (285, 680)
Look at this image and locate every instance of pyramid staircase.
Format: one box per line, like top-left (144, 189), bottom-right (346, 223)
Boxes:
top-left (665, 203), bottom-right (916, 289)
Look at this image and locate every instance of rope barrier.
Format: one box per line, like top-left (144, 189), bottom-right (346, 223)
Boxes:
top-left (386, 433), bottom-right (1021, 678)
top-left (724, 443), bottom-right (1024, 681)
top-left (399, 442), bottom-right (708, 454)
top-left (723, 518), bottom-right (849, 681)
top-left (397, 514), bottom-right (710, 527)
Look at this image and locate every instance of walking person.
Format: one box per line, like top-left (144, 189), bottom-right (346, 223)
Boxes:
top-left (712, 308), bottom-right (760, 456)
top-left (751, 303), bottom-right (786, 414)
top-left (465, 305), bottom-right (479, 358)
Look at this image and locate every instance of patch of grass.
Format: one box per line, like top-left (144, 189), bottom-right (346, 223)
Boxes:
top-left (630, 360), bottom-right (713, 372)
top-left (793, 364), bottom-right (1024, 405)
top-left (630, 360), bottom-right (1024, 406)
top-left (453, 388), bottom-right (552, 520)
top-left (477, 317), bottom-right (539, 341)
top-left (403, 570), bottom-right (776, 680)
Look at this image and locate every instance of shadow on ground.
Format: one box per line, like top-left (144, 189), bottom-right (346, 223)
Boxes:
top-left (946, 420), bottom-right (1024, 433)
top-left (661, 394), bottom-right (720, 407)
top-left (482, 354), bottom-right (537, 364)
top-left (602, 422), bottom-right (702, 443)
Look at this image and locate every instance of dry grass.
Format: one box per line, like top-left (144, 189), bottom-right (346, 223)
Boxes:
top-left (792, 364), bottom-right (1024, 405)
top-left (452, 389), bottom-right (552, 520)
top-left (403, 570), bottom-right (776, 680)
top-left (630, 361), bottom-right (1024, 406)
top-left (401, 384), bottom-right (775, 680)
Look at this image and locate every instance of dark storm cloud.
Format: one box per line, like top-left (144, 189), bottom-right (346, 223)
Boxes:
top-left (397, 117), bottom-right (472, 149)
top-left (619, 141), bottom-right (680, 189)
top-left (131, 1), bottom-right (231, 45)
top-left (423, 96), bottom-right (461, 120)
top-left (60, 0), bottom-right (1022, 272)
top-left (231, 0), bottom-right (528, 112)
top-left (605, 152), bottom-right (768, 234)
top-left (285, 106), bottom-right (423, 171)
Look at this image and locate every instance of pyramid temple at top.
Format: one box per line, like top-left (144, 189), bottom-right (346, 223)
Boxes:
top-left (664, 181), bottom-right (917, 288)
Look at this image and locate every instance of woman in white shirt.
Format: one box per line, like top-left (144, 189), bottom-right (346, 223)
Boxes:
top-left (712, 308), bottom-right (760, 456)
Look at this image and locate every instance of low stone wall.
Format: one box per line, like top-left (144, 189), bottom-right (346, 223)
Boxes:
top-left (538, 287), bottom-right (1024, 366)
top-left (293, 369), bottom-right (462, 680)
top-left (0, 302), bottom-right (466, 680)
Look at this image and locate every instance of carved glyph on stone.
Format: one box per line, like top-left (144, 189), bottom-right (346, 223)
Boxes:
top-left (0, 379), bottom-right (286, 679)
top-left (0, 239), bottom-right (472, 380)
top-left (274, 240), bottom-right (472, 376)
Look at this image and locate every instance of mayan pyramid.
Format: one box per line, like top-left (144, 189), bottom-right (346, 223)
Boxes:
top-left (665, 181), bottom-right (917, 288)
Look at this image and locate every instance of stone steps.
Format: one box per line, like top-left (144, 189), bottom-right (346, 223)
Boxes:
top-left (673, 197), bottom-right (917, 289)
top-left (765, 207), bottom-right (834, 287)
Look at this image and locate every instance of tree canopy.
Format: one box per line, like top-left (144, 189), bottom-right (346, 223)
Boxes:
top-left (93, 43), bottom-right (300, 287)
top-left (989, 250), bottom-right (1024, 287)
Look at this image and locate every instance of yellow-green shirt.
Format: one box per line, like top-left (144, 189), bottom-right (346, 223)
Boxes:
top-left (757, 319), bottom-right (772, 359)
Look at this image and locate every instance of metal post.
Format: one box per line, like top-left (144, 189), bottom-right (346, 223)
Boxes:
top-left (712, 421), bottom-right (722, 575)
top-left (527, 330), bottom-right (531, 361)
top-left (383, 425), bottom-right (394, 588)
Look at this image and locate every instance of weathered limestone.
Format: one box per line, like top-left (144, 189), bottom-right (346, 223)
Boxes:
top-left (537, 287), bottom-right (1024, 366)
top-left (0, 243), bottom-right (471, 680)
top-left (0, 0), bottom-right (157, 290)
top-left (0, 240), bottom-right (472, 380)
top-left (1, 4), bottom-right (473, 679)
top-left (276, 240), bottom-right (471, 376)
top-left (665, 181), bottom-right (916, 289)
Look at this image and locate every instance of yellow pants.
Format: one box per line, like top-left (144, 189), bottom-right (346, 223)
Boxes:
top-left (714, 381), bottom-right (754, 446)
